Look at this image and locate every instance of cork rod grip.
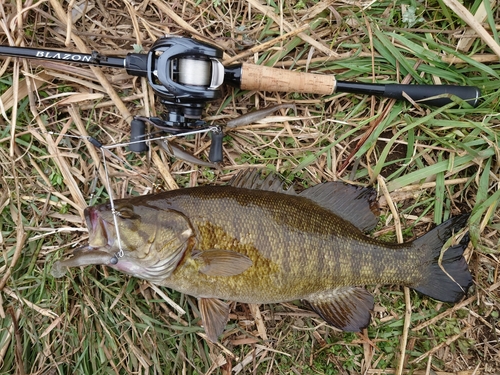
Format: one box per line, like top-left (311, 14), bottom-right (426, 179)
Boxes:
top-left (239, 63), bottom-right (336, 95)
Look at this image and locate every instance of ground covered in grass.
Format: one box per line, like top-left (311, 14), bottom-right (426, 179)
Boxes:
top-left (0, 0), bottom-right (499, 374)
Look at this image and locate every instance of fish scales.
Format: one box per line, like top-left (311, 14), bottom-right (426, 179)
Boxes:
top-left (52, 170), bottom-right (472, 341)
top-left (154, 186), bottom-right (416, 301)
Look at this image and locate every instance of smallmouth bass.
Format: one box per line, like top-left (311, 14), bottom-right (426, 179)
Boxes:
top-left (53, 170), bottom-right (472, 342)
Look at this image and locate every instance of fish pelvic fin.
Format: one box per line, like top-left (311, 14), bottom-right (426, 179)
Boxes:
top-left (199, 298), bottom-right (230, 342)
top-left (303, 287), bottom-right (374, 332)
top-left (412, 214), bottom-right (472, 303)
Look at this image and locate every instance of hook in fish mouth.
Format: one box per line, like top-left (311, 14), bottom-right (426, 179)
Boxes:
top-left (84, 206), bottom-right (115, 249)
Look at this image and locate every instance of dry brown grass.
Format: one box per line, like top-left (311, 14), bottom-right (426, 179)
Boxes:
top-left (0, 1), bottom-right (499, 374)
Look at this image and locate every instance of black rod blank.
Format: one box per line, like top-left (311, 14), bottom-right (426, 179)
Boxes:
top-left (0, 45), bottom-right (127, 69)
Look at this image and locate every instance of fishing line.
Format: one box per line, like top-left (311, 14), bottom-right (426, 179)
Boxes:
top-left (41, 130), bottom-right (126, 259)
top-left (40, 125), bottom-right (217, 261)
top-left (93, 126), bottom-right (217, 260)
top-left (102, 126), bottom-right (221, 150)
top-left (99, 146), bottom-right (124, 259)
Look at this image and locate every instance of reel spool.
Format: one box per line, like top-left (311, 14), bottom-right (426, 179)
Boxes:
top-left (146, 37), bottom-right (225, 117)
top-left (178, 58), bottom-right (212, 87)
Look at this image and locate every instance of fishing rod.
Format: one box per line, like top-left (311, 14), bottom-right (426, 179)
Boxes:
top-left (0, 36), bottom-right (481, 162)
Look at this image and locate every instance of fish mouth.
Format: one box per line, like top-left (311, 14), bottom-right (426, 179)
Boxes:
top-left (84, 206), bottom-right (114, 248)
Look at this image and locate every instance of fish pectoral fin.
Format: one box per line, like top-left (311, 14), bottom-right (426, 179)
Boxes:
top-left (192, 249), bottom-right (253, 277)
top-left (199, 298), bottom-right (230, 342)
top-left (303, 287), bottom-right (374, 332)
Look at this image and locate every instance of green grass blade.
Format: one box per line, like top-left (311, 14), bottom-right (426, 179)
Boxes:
top-left (386, 148), bottom-right (495, 191)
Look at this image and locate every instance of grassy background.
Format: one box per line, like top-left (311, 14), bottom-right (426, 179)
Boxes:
top-left (0, 0), bottom-right (499, 374)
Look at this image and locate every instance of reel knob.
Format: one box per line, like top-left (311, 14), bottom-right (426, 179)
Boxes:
top-left (129, 119), bottom-right (148, 152)
top-left (209, 130), bottom-right (224, 163)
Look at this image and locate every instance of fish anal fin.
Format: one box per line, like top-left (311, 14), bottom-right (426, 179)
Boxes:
top-left (192, 249), bottom-right (253, 277)
top-left (303, 287), bottom-right (374, 332)
top-left (199, 298), bottom-right (230, 342)
top-left (299, 182), bottom-right (380, 232)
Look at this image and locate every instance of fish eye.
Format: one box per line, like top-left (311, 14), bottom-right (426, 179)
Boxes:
top-left (116, 207), bottom-right (140, 220)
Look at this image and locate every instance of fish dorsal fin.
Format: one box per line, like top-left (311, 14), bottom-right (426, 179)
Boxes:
top-left (192, 249), bottom-right (253, 277)
top-left (199, 298), bottom-right (230, 342)
top-left (303, 287), bottom-right (374, 332)
top-left (299, 182), bottom-right (380, 232)
top-left (229, 169), bottom-right (296, 194)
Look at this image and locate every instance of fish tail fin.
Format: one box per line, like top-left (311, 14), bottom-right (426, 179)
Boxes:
top-left (412, 214), bottom-right (472, 303)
